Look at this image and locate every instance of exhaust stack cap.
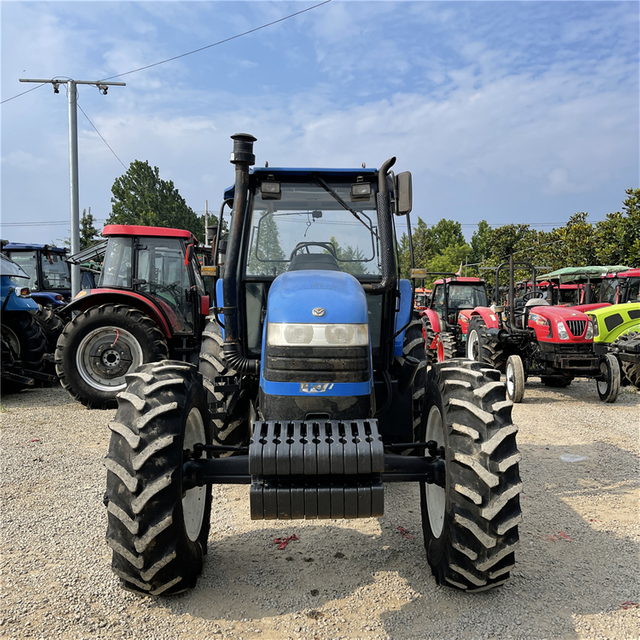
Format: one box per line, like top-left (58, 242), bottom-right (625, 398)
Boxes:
top-left (230, 133), bottom-right (257, 165)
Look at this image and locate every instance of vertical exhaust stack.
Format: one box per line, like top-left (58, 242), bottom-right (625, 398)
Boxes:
top-left (222, 133), bottom-right (260, 375)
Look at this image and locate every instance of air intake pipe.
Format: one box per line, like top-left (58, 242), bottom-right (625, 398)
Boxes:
top-left (362, 156), bottom-right (397, 294)
top-left (222, 133), bottom-right (260, 375)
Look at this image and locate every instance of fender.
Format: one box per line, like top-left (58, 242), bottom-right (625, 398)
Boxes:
top-left (469, 306), bottom-right (500, 330)
top-left (64, 289), bottom-right (173, 337)
top-left (457, 309), bottom-right (474, 336)
top-left (421, 308), bottom-right (442, 334)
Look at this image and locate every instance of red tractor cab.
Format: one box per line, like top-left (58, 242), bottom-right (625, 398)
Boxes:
top-left (599, 268), bottom-right (640, 305)
top-left (418, 273), bottom-right (488, 362)
top-left (55, 225), bottom-right (210, 408)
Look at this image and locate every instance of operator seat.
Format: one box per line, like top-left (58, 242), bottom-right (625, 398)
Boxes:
top-left (288, 253), bottom-right (341, 271)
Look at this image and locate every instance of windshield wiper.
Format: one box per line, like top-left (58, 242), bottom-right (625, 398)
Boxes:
top-left (312, 175), bottom-right (378, 239)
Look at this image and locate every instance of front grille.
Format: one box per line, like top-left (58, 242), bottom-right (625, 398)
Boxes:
top-left (566, 320), bottom-right (586, 337)
top-left (264, 345), bottom-right (370, 383)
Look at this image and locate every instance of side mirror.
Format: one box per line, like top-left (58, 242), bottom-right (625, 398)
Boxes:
top-left (395, 171), bottom-right (412, 215)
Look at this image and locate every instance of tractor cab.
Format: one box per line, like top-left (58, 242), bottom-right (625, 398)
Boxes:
top-left (599, 268), bottom-right (640, 305)
top-left (1, 243), bottom-right (71, 308)
top-left (94, 225), bottom-right (207, 336)
top-left (430, 277), bottom-right (488, 327)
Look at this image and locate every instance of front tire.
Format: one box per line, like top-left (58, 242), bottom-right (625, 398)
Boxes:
top-left (505, 355), bottom-right (525, 403)
top-left (596, 353), bottom-right (620, 403)
top-left (198, 318), bottom-right (250, 449)
top-left (466, 317), bottom-right (505, 371)
top-left (420, 360), bottom-right (522, 591)
top-left (1, 311), bottom-right (47, 393)
top-left (105, 361), bottom-right (212, 596)
top-left (55, 304), bottom-right (169, 409)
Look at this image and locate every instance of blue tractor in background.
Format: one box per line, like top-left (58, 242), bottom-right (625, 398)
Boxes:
top-left (0, 253), bottom-right (53, 392)
top-left (104, 134), bottom-right (522, 596)
top-left (1, 242), bottom-right (71, 355)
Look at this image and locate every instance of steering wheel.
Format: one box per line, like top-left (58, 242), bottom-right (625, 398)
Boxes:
top-left (289, 242), bottom-right (338, 260)
top-left (522, 290), bottom-right (545, 302)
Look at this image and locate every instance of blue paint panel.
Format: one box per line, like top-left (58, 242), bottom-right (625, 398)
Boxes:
top-left (214, 278), bottom-right (225, 339)
top-left (394, 279), bottom-right (413, 356)
top-left (1, 276), bottom-right (39, 311)
top-left (267, 270), bottom-right (368, 324)
top-left (261, 378), bottom-right (372, 397)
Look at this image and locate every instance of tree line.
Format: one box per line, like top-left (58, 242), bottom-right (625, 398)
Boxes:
top-left (398, 188), bottom-right (639, 286)
top-left (73, 160), bottom-right (638, 287)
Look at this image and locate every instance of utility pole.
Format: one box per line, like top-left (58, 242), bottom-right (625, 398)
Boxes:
top-left (19, 78), bottom-right (125, 297)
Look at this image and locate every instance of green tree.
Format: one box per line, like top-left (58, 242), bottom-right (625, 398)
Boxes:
top-left (593, 188), bottom-right (640, 266)
top-left (80, 207), bottom-right (100, 249)
top-left (469, 220), bottom-right (492, 268)
top-left (107, 160), bottom-right (204, 239)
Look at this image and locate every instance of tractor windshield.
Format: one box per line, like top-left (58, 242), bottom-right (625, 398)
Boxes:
top-left (40, 252), bottom-right (70, 290)
top-left (6, 251), bottom-right (37, 289)
top-left (448, 283), bottom-right (488, 310)
top-left (246, 180), bottom-right (380, 278)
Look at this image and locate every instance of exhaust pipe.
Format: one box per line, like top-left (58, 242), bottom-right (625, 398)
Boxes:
top-left (222, 133), bottom-right (260, 375)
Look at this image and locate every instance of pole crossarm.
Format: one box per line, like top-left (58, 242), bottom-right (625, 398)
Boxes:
top-left (18, 78), bottom-right (125, 297)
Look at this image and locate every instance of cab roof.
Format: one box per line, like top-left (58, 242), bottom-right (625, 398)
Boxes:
top-left (223, 166), bottom-right (378, 200)
top-left (102, 225), bottom-right (196, 242)
top-left (3, 243), bottom-right (66, 253)
top-left (433, 277), bottom-right (483, 286)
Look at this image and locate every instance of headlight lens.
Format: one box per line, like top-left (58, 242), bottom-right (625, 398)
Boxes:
top-left (591, 316), bottom-right (599, 337)
top-left (557, 321), bottom-right (570, 340)
top-left (585, 320), bottom-right (594, 340)
top-left (268, 323), bottom-right (368, 347)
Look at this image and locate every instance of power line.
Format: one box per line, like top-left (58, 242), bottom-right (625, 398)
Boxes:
top-left (77, 101), bottom-right (127, 170)
top-left (99, 0), bottom-right (333, 81)
top-left (0, 82), bottom-right (47, 105)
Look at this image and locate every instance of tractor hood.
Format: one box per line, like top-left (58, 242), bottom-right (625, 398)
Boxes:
top-left (266, 270), bottom-right (368, 325)
top-left (528, 305), bottom-right (590, 323)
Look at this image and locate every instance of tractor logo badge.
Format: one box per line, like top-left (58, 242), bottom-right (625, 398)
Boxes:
top-left (300, 383), bottom-right (334, 393)
top-left (312, 307), bottom-right (326, 317)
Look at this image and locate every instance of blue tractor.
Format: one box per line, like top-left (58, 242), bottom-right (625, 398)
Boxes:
top-left (0, 253), bottom-right (53, 391)
top-left (104, 135), bottom-right (522, 596)
top-left (1, 243), bottom-right (72, 354)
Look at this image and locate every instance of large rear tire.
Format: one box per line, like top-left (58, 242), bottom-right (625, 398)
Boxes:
top-left (198, 318), bottom-right (250, 449)
top-left (421, 315), bottom-right (436, 366)
top-left (33, 305), bottom-right (65, 354)
top-left (420, 359), bottom-right (522, 591)
top-left (596, 353), bottom-right (620, 403)
top-left (466, 317), bottom-right (505, 371)
top-left (105, 361), bottom-right (212, 596)
top-left (55, 304), bottom-right (169, 409)
top-left (1, 311), bottom-right (47, 393)
top-left (436, 332), bottom-right (456, 362)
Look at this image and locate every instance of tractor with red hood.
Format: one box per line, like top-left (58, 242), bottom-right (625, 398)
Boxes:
top-left (465, 257), bottom-right (620, 403)
top-left (55, 225), bottom-right (210, 408)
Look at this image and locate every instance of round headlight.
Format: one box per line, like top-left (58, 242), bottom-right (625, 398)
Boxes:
top-left (283, 324), bottom-right (314, 344)
top-left (325, 325), bottom-right (355, 345)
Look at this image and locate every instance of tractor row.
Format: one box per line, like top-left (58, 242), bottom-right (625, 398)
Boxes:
top-left (416, 261), bottom-right (640, 404)
top-left (2, 135), bottom-right (636, 600)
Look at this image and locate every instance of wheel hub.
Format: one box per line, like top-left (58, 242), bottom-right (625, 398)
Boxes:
top-left (92, 341), bottom-right (133, 378)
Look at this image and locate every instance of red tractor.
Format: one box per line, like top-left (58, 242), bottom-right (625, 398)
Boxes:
top-left (55, 225), bottom-right (210, 408)
top-left (417, 272), bottom-right (489, 363)
top-left (465, 258), bottom-right (620, 403)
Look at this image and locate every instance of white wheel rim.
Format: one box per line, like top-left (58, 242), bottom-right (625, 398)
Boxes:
top-left (506, 361), bottom-right (515, 398)
top-left (425, 405), bottom-right (446, 539)
top-left (467, 330), bottom-right (478, 360)
top-left (597, 361), bottom-right (608, 394)
top-left (76, 326), bottom-right (144, 392)
top-left (183, 407), bottom-right (207, 542)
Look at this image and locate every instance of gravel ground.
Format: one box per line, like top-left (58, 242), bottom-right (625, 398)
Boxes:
top-left (1, 378), bottom-right (639, 640)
